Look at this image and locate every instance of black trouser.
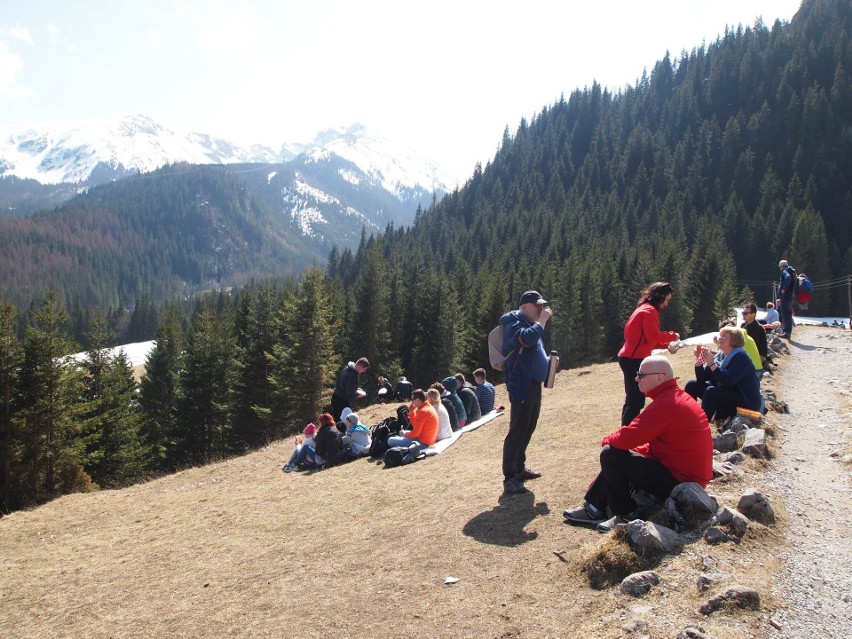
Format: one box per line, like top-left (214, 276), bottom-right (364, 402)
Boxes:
top-left (701, 386), bottom-right (742, 421)
top-left (584, 446), bottom-right (680, 518)
top-left (619, 356), bottom-right (645, 426)
top-left (330, 394), bottom-right (349, 422)
top-left (502, 382), bottom-right (542, 481)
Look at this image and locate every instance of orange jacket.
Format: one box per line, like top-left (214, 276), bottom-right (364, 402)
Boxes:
top-left (407, 402), bottom-right (439, 446)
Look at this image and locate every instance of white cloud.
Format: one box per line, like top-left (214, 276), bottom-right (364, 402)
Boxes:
top-left (47, 23), bottom-right (77, 52)
top-left (0, 41), bottom-right (33, 98)
top-left (143, 28), bottom-right (161, 50)
top-left (3, 25), bottom-right (34, 45)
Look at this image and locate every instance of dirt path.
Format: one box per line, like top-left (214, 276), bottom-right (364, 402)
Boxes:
top-left (761, 326), bottom-right (852, 637)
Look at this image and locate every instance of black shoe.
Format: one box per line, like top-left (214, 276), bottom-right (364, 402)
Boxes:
top-left (502, 477), bottom-right (529, 495)
top-left (516, 468), bottom-right (542, 481)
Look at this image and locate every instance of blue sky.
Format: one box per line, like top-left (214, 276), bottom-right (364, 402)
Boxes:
top-left (1, 0), bottom-right (802, 183)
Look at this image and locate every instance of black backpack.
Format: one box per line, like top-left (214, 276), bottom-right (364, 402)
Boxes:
top-left (396, 405), bottom-right (412, 430)
top-left (369, 417), bottom-right (400, 458)
top-left (383, 443), bottom-right (424, 468)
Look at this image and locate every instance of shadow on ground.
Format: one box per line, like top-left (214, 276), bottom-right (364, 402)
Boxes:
top-left (463, 491), bottom-right (549, 547)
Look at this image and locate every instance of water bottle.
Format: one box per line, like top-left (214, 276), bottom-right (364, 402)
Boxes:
top-left (544, 350), bottom-right (559, 388)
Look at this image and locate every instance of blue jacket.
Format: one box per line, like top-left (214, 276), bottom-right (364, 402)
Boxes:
top-left (707, 348), bottom-right (761, 411)
top-left (779, 266), bottom-right (796, 298)
top-left (500, 311), bottom-right (549, 402)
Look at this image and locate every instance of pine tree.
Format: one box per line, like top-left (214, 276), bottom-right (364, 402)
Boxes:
top-left (79, 313), bottom-right (145, 488)
top-left (139, 304), bottom-right (184, 472)
top-left (268, 268), bottom-right (338, 429)
top-left (0, 299), bottom-right (22, 512)
top-left (175, 300), bottom-right (236, 465)
top-left (15, 292), bottom-right (88, 505)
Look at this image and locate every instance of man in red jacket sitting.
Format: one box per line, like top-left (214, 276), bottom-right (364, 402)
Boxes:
top-left (563, 355), bottom-right (713, 533)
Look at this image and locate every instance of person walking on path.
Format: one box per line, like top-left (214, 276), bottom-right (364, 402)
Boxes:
top-left (499, 290), bottom-right (555, 495)
top-left (617, 282), bottom-right (679, 426)
top-left (777, 260), bottom-right (796, 339)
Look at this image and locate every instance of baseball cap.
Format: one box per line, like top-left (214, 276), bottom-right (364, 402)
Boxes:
top-left (519, 290), bottom-right (548, 306)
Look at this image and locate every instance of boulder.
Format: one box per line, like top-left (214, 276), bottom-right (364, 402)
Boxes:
top-left (726, 416), bottom-right (752, 433)
top-left (699, 585), bottom-right (761, 614)
top-left (667, 482), bottom-right (718, 528)
top-left (620, 570), bottom-right (660, 597)
top-left (626, 520), bottom-right (682, 554)
top-left (737, 489), bottom-right (776, 524)
top-left (713, 506), bottom-right (749, 537)
top-left (703, 526), bottom-right (731, 545)
top-left (696, 571), bottom-right (729, 592)
top-left (722, 451), bottom-right (747, 465)
top-left (677, 627), bottom-right (710, 639)
top-left (712, 431), bottom-right (739, 453)
top-left (712, 461), bottom-right (735, 478)
top-left (742, 429), bottom-right (768, 458)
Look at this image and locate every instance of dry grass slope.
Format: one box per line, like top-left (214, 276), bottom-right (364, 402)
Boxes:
top-left (0, 342), bottom-right (805, 639)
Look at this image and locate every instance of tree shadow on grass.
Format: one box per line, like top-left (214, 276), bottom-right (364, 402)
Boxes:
top-left (462, 490), bottom-right (550, 547)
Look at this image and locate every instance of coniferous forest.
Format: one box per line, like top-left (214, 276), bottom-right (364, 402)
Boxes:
top-left (1, 0), bottom-right (850, 512)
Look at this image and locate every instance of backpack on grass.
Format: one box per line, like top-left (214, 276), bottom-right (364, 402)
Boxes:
top-left (383, 443), bottom-right (425, 468)
top-left (369, 416), bottom-right (401, 458)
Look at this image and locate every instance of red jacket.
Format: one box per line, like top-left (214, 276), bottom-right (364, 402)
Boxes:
top-left (618, 302), bottom-right (678, 360)
top-left (601, 378), bottom-right (713, 486)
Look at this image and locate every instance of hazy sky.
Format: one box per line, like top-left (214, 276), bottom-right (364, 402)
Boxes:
top-left (1, 0), bottom-right (802, 183)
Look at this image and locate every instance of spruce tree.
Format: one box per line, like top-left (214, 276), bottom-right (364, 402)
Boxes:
top-left (15, 292), bottom-right (88, 505)
top-left (0, 299), bottom-right (22, 512)
top-left (79, 313), bottom-right (145, 488)
top-left (139, 304), bottom-right (184, 472)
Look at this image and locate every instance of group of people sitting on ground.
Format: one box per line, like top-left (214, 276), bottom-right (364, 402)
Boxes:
top-left (564, 281), bottom-right (770, 532)
top-left (284, 362), bottom-right (499, 472)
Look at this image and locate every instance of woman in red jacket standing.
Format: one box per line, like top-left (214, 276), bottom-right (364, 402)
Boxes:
top-left (618, 282), bottom-right (679, 426)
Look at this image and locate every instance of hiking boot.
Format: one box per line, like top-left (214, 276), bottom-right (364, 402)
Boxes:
top-left (502, 477), bottom-right (529, 495)
top-left (596, 515), bottom-right (629, 533)
top-left (563, 503), bottom-right (606, 526)
top-left (517, 468), bottom-right (542, 481)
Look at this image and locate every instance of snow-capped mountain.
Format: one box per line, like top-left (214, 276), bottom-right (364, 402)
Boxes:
top-left (299, 123), bottom-right (456, 201)
top-left (0, 114), bottom-right (280, 185)
top-left (0, 116), bottom-right (455, 200)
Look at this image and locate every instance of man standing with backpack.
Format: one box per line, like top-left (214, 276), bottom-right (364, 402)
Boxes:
top-left (777, 260), bottom-right (796, 339)
top-left (499, 290), bottom-right (554, 495)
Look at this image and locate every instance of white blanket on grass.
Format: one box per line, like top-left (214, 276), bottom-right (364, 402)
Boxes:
top-left (422, 409), bottom-right (504, 456)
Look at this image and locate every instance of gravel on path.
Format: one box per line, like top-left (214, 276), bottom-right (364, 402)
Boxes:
top-left (762, 327), bottom-right (852, 637)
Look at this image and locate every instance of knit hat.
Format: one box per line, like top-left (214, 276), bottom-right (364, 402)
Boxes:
top-left (303, 423), bottom-right (317, 437)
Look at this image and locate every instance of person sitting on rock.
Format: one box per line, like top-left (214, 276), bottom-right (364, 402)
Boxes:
top-left (684, 325), bottom-right (762, 422)
top-left (563, 355), bottom-right (713, 533)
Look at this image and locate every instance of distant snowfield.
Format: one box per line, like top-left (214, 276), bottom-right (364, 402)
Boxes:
top-left (68, 312), bottom-right (848, 372)
top-left (69, 341), bottom-right (155, 368)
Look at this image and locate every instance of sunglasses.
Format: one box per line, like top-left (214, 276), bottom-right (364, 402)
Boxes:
top-left (635, 371), bottom-right (659, 379)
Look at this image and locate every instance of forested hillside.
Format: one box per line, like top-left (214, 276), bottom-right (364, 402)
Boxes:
top-left (0, 164), bottom-right (315, 312)
top-left (375, 0), bottom-right (849, 342)
top-left (1, 0), bottom-right (849, 513)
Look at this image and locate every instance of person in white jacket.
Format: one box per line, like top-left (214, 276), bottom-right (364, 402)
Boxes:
top-left (428, 388), bottom-right (453, 442)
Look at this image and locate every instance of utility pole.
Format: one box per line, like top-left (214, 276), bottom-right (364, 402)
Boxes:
top-left (847, 275), bottom-right (851, 328)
